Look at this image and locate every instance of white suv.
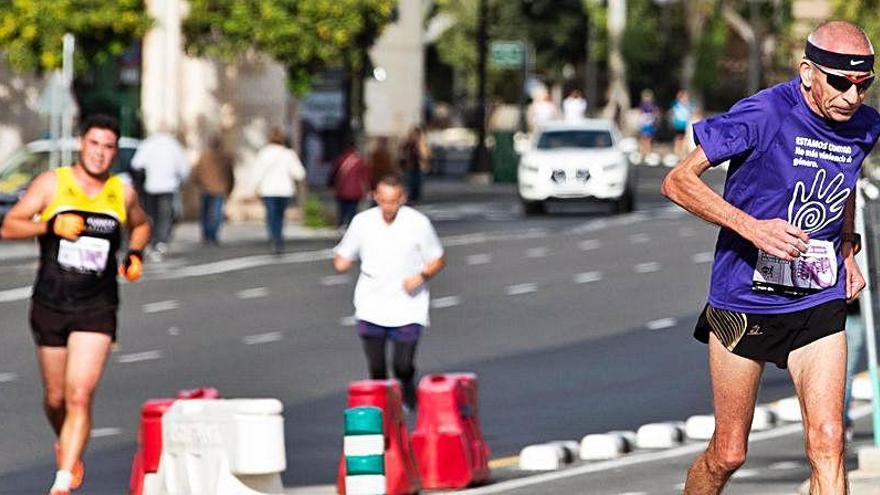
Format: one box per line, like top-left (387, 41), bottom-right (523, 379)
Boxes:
top-left (517, 120), bottom-right (636, 215)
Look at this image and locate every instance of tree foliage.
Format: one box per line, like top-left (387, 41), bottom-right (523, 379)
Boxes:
top-left (183, 0), bottom-right (396, 94)
top-left (0, 0), bottom-right (151, 73)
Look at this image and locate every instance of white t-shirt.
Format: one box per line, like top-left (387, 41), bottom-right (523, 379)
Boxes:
top-left (131, 133), bottom-right (191, 194)
top-left (334, 206), bottom-right (444, 327)
top-left (252, 143), bottom-right (307, 198)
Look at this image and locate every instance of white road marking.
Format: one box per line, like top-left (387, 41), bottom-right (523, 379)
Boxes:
top-left (117, 350), bottom-right (163, 364)
top-left (431, 296), bottom-right (462, 309)
top-left (467, 254), bottom-right (492, 265)
top-left (525, 247), bottom-right (548, 258)
top-left (159, 249), bottom-right (334, 279)
top-left (167, 326), bottom-right (181, 336)
top-left (731, 468), bottom-right (760, 479)
top-left (236, 287), bottom-right (269, 299)
top-left (634, 262), bottom-right (662, 274)
top-left (143, 300), bottom-right (179, 314)
top-left (242, 332), bottom-right (283, 345)
top-left (617, 492), bottom-right (648, 495)
top-left (578, 239), bottom-right (602, 251)
top-left (646, 318), bottom-right (677, 330)
top-left (91, 427), bottom-right (122, 438)
top-left (339, 316), bottom-right (358, 327)
top-left (629, 233), bottom-right (651, 244)
top-left (573, 271), bottom-right (603, 284)
top-left (0, 372), bottom-right (18, 383)
top-left (769, 461), bottom-right (801, 470)
top-left (0, 286), bottom-right (31, 303)
top-left (321, 275), bottom-right (351, 286)
top-left (692, 252), bottom-right (714, 264)
top-left (506, 283), bottom-right (537, 296)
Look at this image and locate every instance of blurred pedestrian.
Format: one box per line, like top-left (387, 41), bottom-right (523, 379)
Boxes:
top-left (368, 136), bottom-right (398, 189)
top-left (638, 89), bottom-right (659, 155)
top-left (252, 127), bottom-right (306, 254)
top-left (400, 126), bottom-right (431, 203)
top-left (131, 128), bottom-right (190, 260)
top-left (670, 89), bottom-right (695, 157)
top-left (562, 89), bottom-right (588, 123)
top-left (329, 136), bottom-right (370, 227)
top-left (332, 174), bottom-right (446, 411)
top-left (192, 135), bottom-right (235, 245)
top-left (530, 92), bottom-right (559, 129)
top-left (0, 115), bottom-right (151, 495)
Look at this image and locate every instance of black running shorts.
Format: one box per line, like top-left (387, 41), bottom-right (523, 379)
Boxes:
top-left (29, 300), bottom-right (117, 347)
top-left (694, 299), bottom-right (846, 369)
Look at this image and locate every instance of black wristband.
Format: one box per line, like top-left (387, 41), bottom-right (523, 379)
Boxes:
top-left (420, 271), bottom-right (431, 280)
top-left (842, 233), bottom-right (861, 246)
top-left (125, 249), bottom-right (144, 268)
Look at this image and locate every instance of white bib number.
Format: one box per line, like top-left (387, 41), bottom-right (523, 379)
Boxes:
top-left (752, 239), bottom-right (837, 296)
top-left (57, 236), bottom-right (110, 274)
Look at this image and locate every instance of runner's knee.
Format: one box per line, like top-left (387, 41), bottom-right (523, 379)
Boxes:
top-left (708, 441), bottom-right (747, 473)
top-left (44, 389), bottom-right (64, 411)
top-left (64, 386), bottom-right (95, 411)
top-left (806, 420), bottom-right (845, 459)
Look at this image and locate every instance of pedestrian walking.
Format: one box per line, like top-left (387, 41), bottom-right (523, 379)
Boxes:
top-left (328, 136), bottom-right (370, 227)
top-left (130, 128), bottom-right (189, 260)
top-left (670, 89), bottom-right (695, 158)
top-left (368, 136), bottom-right (398, 190)
top-left (0, 115), bottom-right (151, 495)
top-left (638, 89), bottom-right (659, 155)
top-left (252, 127), bottom-right (306, 254)
top-left (562, 89), bottom-right (588, 123)
top-left (332, 174), bottom-right (446, 410)
top-left (399, 127), bottom-right (431, 203)
top-left (191, 135), bottom-right (235, 245)
top-left (662, 21), bottom-right (879, 494)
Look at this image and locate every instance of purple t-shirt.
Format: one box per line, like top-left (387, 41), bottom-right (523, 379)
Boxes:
top-left (694, 77), bottom-right (880, 314)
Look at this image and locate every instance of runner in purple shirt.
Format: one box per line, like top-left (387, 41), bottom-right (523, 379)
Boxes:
top-left (662, 21), bottom-right (877, 494)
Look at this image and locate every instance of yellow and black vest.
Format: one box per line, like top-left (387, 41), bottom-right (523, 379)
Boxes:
top-left (35, 167), bottom-right (126, 311)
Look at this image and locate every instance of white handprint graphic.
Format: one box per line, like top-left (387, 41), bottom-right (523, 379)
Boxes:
top-left (787, 169), bottom-right (850, 234)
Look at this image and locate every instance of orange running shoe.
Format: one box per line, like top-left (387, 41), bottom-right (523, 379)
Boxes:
top-left (53, 443), bottom-right (84, 490)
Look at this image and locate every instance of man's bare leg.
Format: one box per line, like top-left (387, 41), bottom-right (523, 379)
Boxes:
top-left (36, 347), bottom-right (68, 435)
top-left (684, 333), bottom-right (764, 495)
top-left (56, 331), bottom-right (112, 475)
top-left (788, 331), bottom-right (847, 494)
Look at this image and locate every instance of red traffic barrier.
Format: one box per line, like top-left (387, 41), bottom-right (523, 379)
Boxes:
top-left (337, 380), bottom-right (421, 495)
top-left (411, 373), bottom-right (490, 489)
top-left (129, 388), bottom-right (221, 495)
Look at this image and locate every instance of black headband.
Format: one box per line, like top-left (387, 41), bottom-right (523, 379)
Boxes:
top-left (805, 40), bottom-right (874, 72)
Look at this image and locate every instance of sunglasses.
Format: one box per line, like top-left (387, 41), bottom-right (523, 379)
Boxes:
top-left (813, 63), bottom-right (875, 94)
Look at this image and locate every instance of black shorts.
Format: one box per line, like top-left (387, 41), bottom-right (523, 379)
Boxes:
top-left (694, 299), bottom-right (846, 369)
top-left (29, 300), bottom-right (117, 347)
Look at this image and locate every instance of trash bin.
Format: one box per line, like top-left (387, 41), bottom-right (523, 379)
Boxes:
top-left (492, 130), bottom-right (519, 183)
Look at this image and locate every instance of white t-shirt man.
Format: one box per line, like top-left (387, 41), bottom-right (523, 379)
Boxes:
top-left (334, 206), bottom-right (444, 327)
top-left (131, 133), bottom-right (190, 194)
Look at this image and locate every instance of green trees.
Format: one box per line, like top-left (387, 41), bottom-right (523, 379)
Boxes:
top-left (183, 0), bottom-right (396, 95)
top-left (0, 0), bottom-right (151, 73)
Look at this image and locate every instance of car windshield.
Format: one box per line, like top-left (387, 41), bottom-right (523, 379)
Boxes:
top-left (537, 130), bottom-right (613, 150)
top-left (0, 143), bottom-right (136, 194)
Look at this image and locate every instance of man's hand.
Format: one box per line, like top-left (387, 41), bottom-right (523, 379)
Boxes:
top-left (52, 213), bottom-right (85, 240)
top-left (745, 218), bottom-right (809, 261)
top-left (403, 273), bottom-right (425, 295)
top-left (844, 256), bottom-right (865, 303)
top-left (119, 250), bottom-right (144, 282)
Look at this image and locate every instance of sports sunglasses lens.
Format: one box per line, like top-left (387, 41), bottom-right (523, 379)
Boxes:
top-left (857, 76), bottom-right (875, 92)
top-left (825, 72), bottom-right (854, 92)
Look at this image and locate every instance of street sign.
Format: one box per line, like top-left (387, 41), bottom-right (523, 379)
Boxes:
top-left (490, 41), bottom-right (524, 68)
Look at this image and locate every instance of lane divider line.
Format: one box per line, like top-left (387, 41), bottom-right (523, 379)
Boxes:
top-left (142, 300), bottom-right (179, 314)
top-left (117, 350), bottom-right (163, 364)
top-left (242, 332), bottom-right (283, 345)
top-left (506, 283), bottom-right (538, 296)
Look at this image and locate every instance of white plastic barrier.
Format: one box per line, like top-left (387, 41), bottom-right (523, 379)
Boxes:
top-left (636, 422), bottom-right (684, 449)
top-left (518, 444), bottom-right (566, 471)
top-left (580, 433), bottom-right (629, 461)
top-left (853, 375), bottom-right (873, 401)
top-left (751, 406), bottom-right (777, 432)
top-left (684, 415), bottom-right (715, 441)
top-left (150, 399), bottom-right (286, 495)
top-left (772, 398), bottom-right (802, 423)
top-left (548, 440), bottom-right (580, 464)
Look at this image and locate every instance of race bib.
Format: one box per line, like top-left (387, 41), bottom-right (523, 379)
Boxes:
top-left (752, 239), bottom-right (837, 296)
top-left (57, 236), bottom-right (111, 274)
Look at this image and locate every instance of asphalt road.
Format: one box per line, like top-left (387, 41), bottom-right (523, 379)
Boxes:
top-left (0, 166), bottom-right (804, 494)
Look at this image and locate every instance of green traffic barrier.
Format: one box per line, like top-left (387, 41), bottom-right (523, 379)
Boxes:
top-left (345, 406), bottom-right (384, 436)
top-left (346, 454), bottom-right (385, 476)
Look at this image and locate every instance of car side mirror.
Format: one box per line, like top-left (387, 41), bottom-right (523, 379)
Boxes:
top-left (618, 137), bottom-right (637, 153)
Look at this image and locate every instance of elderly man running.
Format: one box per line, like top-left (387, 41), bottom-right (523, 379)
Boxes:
top-left (662, 21), bottom-right (879, 494)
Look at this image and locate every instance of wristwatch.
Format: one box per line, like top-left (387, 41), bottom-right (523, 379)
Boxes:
top-left (842, 232), bottom-right (862, 254)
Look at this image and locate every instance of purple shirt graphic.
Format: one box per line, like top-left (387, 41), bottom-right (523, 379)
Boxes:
top-left (694, 77), bottom-right (880, 314)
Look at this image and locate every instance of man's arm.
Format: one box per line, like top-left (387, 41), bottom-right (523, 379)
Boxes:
top-left (333, 254), bottom-right (354, 273)
top-left (841, 193), bottom-right (865, 302)
top-left (403, 254), bottom-right (446, 294)
top-left (661, 146), bottom-right (808, 261)
top-left (0, 172), bottom-right (54, 239)
top-left (125, 185), bottom-right (151, 250)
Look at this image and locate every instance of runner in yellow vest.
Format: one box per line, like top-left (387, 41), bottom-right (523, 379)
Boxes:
top-left (0, 115), bottom-right (151, 495)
